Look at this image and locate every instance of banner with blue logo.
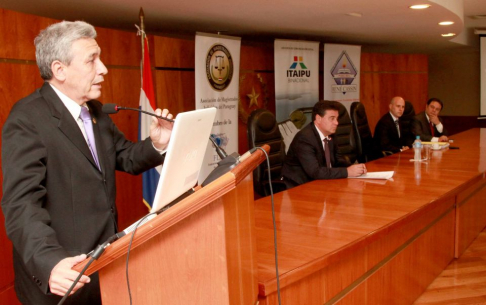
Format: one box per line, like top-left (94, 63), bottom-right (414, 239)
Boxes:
top-left (195, 33), bottom-right (241, 183)
top-left (274, 39), bottom-right (319, 122)
top-left (323, 43), bottom-right (361, 113)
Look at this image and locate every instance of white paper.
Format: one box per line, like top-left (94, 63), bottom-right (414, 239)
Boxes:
top-left (348, 171), bottom-right (394, 180)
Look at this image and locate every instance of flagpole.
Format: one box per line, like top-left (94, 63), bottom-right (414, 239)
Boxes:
top-left (139, 7), bottom-right (145, 71)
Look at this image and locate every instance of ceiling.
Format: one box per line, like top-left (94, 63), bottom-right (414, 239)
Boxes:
top-left (2, 0), bottom-right (486, 53)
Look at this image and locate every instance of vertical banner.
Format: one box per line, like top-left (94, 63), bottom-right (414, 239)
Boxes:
top-left (274, 39), bottom-right (319, 122)
top-left (323, 43), bottom-right (361, 113)
top-left (195, 33), bottom-right (241, 183)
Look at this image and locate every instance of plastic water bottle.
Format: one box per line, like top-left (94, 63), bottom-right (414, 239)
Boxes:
top-left (413, 136), bottom-right (422, 160)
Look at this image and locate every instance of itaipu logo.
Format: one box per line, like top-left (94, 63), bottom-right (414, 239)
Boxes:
top-left (287, 56), bottom-right (310, 78)
top-left (206, 44), bottom-right (234, 91)
top-left (330, 51), bottom-right (358, 94)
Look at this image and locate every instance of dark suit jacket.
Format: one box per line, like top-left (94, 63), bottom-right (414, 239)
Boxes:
top-left (281, 122), bottom-right (349, 187)
top-left (411, 111), bottom-right (448, 141)
top-left (374, 112), bottom-right (414, 154)
top-left (1, 83), bottom-right (165, 305)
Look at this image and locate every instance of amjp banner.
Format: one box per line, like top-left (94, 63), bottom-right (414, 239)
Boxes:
top-left (323, 43), bottom-right (361, 112)
top-left (274, 39), bottom-right (319, 122)
top-left (195, 32), bottom-right (241, 183)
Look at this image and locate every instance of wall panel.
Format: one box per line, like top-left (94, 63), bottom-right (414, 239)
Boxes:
top-left (154, 70), bottom-right (195, 113)
top-left (360, 53), bottom-right (428, 133)
top-left (154, 36), bottom-right (195, 69)
top-left (0, 9), bottom-right (56, 60)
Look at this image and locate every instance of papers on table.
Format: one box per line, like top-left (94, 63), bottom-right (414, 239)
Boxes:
top-left (348, 171), bottom-right (394, 180)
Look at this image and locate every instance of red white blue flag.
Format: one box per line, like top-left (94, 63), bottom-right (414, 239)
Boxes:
top-left (139, 37), bottom-right (160, 210)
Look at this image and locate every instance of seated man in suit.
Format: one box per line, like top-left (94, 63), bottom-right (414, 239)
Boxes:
top-left (281, 100), bottom-right (366, 188)
top-left (374, 96), bottom-right (414, 154)
top-left (412, 98), bottom-right (449, 142)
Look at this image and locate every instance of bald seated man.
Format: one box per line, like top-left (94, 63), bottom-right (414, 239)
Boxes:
top-left (374, 96), bottom-right (414, 154)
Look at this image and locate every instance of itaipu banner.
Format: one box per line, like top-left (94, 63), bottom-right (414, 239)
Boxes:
top-left (195, 32), bottom-right (241, 183)
top-left (274, 39), bottom-right (319, 122)
top-left (323, 43), bottom-right (361, 112)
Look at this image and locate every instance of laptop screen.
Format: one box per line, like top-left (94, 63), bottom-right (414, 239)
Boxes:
top-left (150, 107), bottom-right (217, 213)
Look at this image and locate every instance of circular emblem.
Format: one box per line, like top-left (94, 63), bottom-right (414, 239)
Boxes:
top-left (206, 44), bottom-right (234, 91)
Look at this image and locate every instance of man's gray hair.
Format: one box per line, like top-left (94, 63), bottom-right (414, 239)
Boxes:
top-left (34, 21), bottom-right (97, 80)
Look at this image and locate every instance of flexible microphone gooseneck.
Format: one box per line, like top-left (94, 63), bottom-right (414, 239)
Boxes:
top-left (102, 103), bottom-right (175, 123)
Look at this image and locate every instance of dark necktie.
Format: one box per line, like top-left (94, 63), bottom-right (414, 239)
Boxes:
top-left (80, 107), bottom-right (101, 170)
top-left (323, 138), bottom-right (331, 168)
top-left (395, 120), bottom-right (400, 138)
top-left (429, 121), bottom-right (435, 137)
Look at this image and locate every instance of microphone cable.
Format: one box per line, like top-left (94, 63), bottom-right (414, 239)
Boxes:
top-left (57, 235), bottom-right (118, 305)
top-left (254, 146), bottom-right (282, 305)
top-left (125, 211), bottom-right (158, 305)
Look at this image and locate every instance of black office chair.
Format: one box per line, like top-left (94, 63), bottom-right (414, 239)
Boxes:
top-left (350, 102), bottom-right (379, 163)
top-left (333, 101), bottom-right (358, 164)
top-left (247, 109), bottom-right (287, 197)
top-left (401, 101), bottom-right (416, 146)
top-left (289, 107), bottom-right (313, 129)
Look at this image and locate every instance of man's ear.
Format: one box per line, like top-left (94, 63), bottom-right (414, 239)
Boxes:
top-left (51, 60), bottom-right (66, 82)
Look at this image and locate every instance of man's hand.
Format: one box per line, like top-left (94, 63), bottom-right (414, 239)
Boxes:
top-left (150, 108), bottom-right (174, 151)
top-left (429, 114), bottom-right (441, 125)
top-left (401, 146), bottom-right (410, 152)
top-left (439, 135), bottom-right (449, 142)
top-left (49, 254), bottom-right (90, 297)
top-left (347, 163), bottom-right (367, 177)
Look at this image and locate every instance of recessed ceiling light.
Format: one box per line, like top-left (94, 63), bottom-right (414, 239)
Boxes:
top-left (439, 21), bottom-right (454, 26)
top-left (441, 33), bottom-right (456, 37)
top-left (409, 4), bottom-right (431, 9)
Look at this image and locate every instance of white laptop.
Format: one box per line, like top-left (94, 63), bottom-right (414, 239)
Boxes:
top-left (150, 107), bottom-right (217, 213)
top-left (117, 107), bottom-right (217, 237)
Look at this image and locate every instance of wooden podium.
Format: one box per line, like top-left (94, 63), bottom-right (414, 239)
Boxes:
top-left (74, 146), bottom-right (268, 304)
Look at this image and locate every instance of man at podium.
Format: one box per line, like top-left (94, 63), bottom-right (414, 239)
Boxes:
top-left (1, 21), bottom-right (173, 305)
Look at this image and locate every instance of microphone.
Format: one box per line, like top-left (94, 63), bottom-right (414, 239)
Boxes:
top-left (102, 103), bottom-right (174, 123)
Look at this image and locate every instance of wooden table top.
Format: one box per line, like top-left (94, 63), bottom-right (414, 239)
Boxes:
top-left (254, 128), bottom-right (486, 295)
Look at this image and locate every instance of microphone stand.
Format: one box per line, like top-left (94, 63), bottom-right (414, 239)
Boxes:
top-left (201, 137), bottom-right (239, 186)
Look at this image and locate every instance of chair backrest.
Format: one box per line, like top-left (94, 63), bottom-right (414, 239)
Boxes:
top-left (350, 101), bottom-right (375, 163)
top-left (289, 107), bottom-right (313, 130)
top-left (401, 101), bottom-right (416, 142)
top-left (333, 101), bottom-right (358, 164)
top-left (247, 109), bottom-right (286, 196)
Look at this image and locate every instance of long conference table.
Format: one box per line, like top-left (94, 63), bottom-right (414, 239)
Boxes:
top-left (254, 128), bottom-right (486, 304)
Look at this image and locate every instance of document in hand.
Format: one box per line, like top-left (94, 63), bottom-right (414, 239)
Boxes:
top-left (348, 171), bottom-right (394, 180)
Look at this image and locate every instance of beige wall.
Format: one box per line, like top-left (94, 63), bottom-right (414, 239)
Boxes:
top-left (428, 49), bottom-right (480, 116)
